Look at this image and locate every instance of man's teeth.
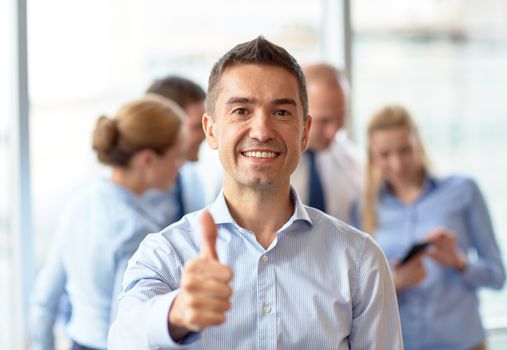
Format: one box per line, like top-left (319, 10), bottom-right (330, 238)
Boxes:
top-left (243, 151), bottom-right (278, 158)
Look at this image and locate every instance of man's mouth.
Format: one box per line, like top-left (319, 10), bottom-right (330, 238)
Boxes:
top-left (242, 151), bottom-right (280, 159)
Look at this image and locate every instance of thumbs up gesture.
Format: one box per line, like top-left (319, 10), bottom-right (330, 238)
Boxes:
top-left (200, 210), bottom-right (220, 260)
top-left (168, 210), bottom-right (233, 340)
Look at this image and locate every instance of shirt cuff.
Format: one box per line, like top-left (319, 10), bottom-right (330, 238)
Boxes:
top-left (460, 261), bottom-right (482, 288)
top-left (146, 289), bottom-right (200, 349)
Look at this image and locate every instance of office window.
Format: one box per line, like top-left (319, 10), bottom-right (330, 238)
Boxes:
top-left (27, 0), bottom-right (325, 347)
top-left (1, 0), bottom-right (17, 347)
top-left (352, 0), bottom-right (507, 341)
top-left (0, 65), bottom-right (14, 350)
top-left (29, 0), bottom-right (323, 262)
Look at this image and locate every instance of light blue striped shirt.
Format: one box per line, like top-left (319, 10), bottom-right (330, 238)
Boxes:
top-left (109, 189), bottom-right (402, 349)
top-left (351, 174), bottom-right (506, 350)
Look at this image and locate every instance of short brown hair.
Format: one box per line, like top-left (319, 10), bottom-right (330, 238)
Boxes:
top-left (206, 36), bottom-right (308, 119)
top-left (92, 94), bottom-right (183, 167)
top-left (146, 76), bottom-right (205, 110)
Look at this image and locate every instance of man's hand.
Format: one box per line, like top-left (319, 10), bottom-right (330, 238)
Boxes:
top-left (425, 228), bottom-right (467, 272)
top-left (392, 255), bottom-right (427, 292)
top-left (168, 210), bottom-right (233, 341)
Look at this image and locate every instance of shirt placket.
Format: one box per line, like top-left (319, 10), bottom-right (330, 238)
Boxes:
top-left (256, 251), bottom-right (277, 350)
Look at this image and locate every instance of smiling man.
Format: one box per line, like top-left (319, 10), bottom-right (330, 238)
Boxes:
top-left (108, 37), bottom-right (402, 350)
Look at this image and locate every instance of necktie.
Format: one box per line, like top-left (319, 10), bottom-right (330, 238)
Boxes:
top-left (174, 173), bottom-right (185, 221)
top-left (307, 150), bottom-right (326, 212)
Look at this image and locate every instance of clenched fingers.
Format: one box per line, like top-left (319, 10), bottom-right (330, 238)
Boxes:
top-left (184, 258), bottom-right (233, 283)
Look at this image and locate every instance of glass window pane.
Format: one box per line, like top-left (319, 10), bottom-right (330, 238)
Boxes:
top-left (352, 0), bottom-right (507, 344)
top-left (29, 0), bottom-right (323, 261)
top-left (1, 0), bottom-right (16, 348)
top-left (28, 1), bottom-right (324, 347)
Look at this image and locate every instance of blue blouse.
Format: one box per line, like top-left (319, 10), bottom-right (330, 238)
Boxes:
top-left (352, 174), bottom-right (505, 350)
top-left (30, 179), bottom-right (169, 349)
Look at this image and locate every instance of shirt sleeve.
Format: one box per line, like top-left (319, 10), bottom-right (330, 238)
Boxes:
top-left (109, 220), bottom-right (156, 329)
top-left (29, 240), bottom-right (67, 350)
top-left (109, 255), bottom-right (130, 329)
top-left (461, 179), bottom-right (506, 289)
top-left (108, 234), bottom-right (200, 350)
top-left (348, 236), bottom-right (403, 350)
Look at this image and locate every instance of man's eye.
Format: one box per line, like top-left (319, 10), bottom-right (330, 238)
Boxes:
top-left (232, 108), bottom-right (247, 115)
top-left (274, 109), bottom-right (289, 117)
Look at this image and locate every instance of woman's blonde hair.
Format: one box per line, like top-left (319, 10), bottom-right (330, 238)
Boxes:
top-left (92, 94), bottom-right (184, 167)
top-left (362, 104), bottom-right (429, 233)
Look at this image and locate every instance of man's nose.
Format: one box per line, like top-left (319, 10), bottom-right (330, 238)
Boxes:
top-left (248, 112), bottom-right (276, 141)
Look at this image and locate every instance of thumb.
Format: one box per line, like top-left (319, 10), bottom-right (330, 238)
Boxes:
top-left (199, 210), bottom-right (219, 260)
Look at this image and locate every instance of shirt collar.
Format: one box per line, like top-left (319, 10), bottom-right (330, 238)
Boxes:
top-left (207, 187), bottom-right (313, 229)
top-left (289, 186), bottom-right (313, 227)
top-left (379, 172), bottom-right (440, 199)
top-left (207, 189), bottom-right (237, 225)
top-left (424, 172), bottom-right (439, 192)
top-left (100, 178), bottom-right (171, 227)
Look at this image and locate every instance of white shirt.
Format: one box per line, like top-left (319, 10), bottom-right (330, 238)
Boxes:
top-left (197, 147), bottom-right (223, 204)
top-left (291, 131), bottom-right (363, 223)
top-left (179, 161), bottom-right (207, 213)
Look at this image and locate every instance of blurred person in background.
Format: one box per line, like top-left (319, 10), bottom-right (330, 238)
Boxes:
top-left (352, 104), bottom-right (505, 350)
top-left (145, 76), bottom-right (208, 223)
top-left (29, 95), bottom-right (185, 350)
top-left (291, 63), bottom-right (362, 223)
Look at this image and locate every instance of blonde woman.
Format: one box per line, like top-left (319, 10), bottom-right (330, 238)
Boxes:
top-left (352, 105), bottom-right (505, 350)
top-left (30, 95), bottom-right (185, 350)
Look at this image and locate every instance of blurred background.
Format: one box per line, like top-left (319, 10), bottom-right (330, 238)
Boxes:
top-left (1, 0), bottom-right (506, 348)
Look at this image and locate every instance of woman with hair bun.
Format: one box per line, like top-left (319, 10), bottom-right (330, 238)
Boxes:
top-left (30, 95), bottom-right (186, 350)
top-left (352, 104), bottom-right (505, 350)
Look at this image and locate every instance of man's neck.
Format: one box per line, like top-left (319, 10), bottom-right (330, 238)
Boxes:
top-left (223, 181), bottom-right (294, 250)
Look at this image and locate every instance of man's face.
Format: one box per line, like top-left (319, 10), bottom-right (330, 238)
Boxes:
top-left (306, 82), bottom-right (345, 151)
top-left (184, 101), bottom-right (206, 161)
top-left (203, 64), bottom-right (310, 191)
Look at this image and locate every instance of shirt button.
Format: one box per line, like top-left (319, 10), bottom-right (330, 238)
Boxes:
top-left (262, 255), bottom-right (269, 263)
top-left (263, 304), bottom-right (272, 314)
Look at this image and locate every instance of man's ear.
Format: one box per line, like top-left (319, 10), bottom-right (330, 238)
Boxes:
top-left (202, 113), bottom-right (218, 150)
top-left (301, 115), bottom-right (312, 152)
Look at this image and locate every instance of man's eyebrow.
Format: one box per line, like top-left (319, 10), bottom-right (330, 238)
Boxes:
top-left (225, 97), bottom-right (257, 105)
top-left (225, 97), bottom-right (297, 106)
top-left (272, 98), bottom-right (297, 107)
